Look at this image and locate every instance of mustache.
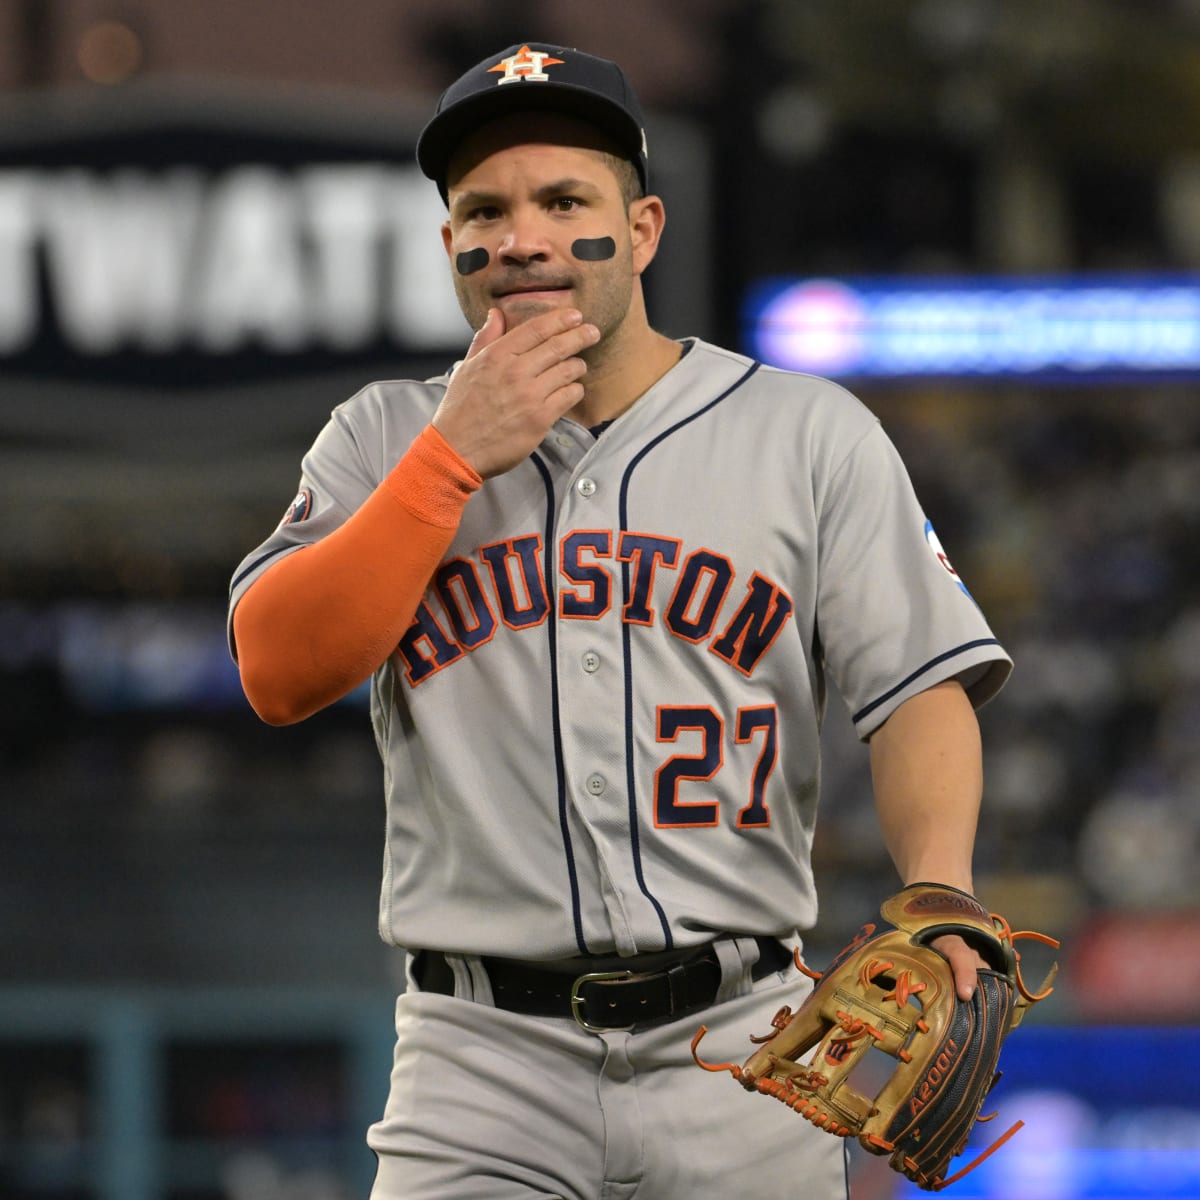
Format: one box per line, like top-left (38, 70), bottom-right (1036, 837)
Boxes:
top-left (490, 271), bottom-right (577, 297)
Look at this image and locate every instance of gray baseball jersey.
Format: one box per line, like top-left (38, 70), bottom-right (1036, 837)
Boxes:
top-left (229, 338), bottom-right (1010, 960)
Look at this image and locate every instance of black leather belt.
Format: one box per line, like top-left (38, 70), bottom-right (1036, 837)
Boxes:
top-left (414, 936), bottom-right (792, 1032)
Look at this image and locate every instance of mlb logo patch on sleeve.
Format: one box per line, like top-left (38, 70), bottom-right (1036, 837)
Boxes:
top-left (924, 519), bottom-right (972, 600)
top-left (280, 487), bottom-right (313, 526)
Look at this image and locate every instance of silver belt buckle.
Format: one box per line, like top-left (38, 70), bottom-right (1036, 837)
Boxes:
top-left (570, 969), bottom-right (637, 1033)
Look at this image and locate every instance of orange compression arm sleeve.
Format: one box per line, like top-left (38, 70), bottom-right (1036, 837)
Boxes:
top-left (233, 424), bottom-right (482, 725)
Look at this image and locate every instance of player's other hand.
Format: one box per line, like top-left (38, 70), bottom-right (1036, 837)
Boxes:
top-left (432, 306), bottom-right (600, 479)
top-left (929, 932), bottom-right (988, 1002)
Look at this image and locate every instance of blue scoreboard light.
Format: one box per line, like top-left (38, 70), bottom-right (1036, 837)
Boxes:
top-left (743, 275), bottom-right (1200, 382)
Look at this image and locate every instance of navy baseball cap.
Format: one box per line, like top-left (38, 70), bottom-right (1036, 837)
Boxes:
top-left (416, 42), bottom-right (649, 203)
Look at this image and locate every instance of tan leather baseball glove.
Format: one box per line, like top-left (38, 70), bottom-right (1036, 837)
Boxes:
top-left (692, 883), bottom-right (1059, 1192)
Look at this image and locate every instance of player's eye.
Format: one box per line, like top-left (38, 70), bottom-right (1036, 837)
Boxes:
top-left (552, 196), bottom-right (582, 212)
top-left (466, 205), bottom-right (501, 223)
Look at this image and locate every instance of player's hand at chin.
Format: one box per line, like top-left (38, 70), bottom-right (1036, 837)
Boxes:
top-left (432, 306), bottom-right (599, 479)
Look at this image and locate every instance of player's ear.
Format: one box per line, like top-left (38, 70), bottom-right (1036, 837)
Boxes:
top-left (441, 219), bottom-right (454, 259)
top-left (628, 195), bottom-right (665, 276)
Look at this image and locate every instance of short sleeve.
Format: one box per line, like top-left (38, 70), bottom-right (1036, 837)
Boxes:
top-left (226, 393), bottom-right (391, 656)
top-left (815, 423), bottom-right (1011, 738)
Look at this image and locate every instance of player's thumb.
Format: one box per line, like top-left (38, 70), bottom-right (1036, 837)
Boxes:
top-left (464, 307), bottom-right (505, 359)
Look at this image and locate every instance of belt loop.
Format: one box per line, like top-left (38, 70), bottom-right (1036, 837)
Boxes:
top-left (464, 955), bottom-right (496, 1006)
top-left (714, 936), bottom-right (759, 1005)
top-left (404, 949), bottom-right (422, 993)
top-left (433, 952), bottom-right (494, 1004)
top-left (665, 961), bottom-right (687, 1014)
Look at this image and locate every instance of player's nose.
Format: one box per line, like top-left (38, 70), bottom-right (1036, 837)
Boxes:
top-left (497, 212), bottom-right (552, 265)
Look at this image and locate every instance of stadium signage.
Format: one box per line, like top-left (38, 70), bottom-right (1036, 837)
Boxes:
top-left (745, 275), bottom-right (1200, 381)
top-left (0, 163), bottom-right (463, 356)
top-left (0, 88), bottom-right (475, 384)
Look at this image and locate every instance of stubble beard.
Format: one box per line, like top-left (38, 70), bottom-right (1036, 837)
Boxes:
top-left (454, 247), bottom-right (637, 354)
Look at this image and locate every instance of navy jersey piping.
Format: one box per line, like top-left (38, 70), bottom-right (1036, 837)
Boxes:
top-left (531, 452), bottom-right (588, 955)
top-left (852, 638), bottom-right (1003, 725)
top-left (617, 360), bottom-right (762, 950)
top-left (230, 544), bottom-right (294, 593)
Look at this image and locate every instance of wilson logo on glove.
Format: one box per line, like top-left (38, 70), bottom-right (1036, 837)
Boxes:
top-left (691, 883), bottom-right (1059, 1192)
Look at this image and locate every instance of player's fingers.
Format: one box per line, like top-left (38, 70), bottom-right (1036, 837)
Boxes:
top-left (523, 322), bottom-right (601, 375)
top-left (952, 947), bottom-right (984, 1001)
top-left (954, 958), bottom-right (978, 1002)
top-left (539, 353), bottom-right (589, 395)
top-left (498, 306), bottom-right (587, 355)
top-left (537, 355), bottom-right (589, 415)
top-left (930, 933), bottom-right (984, 1001)
top-left (463, 306), bottom-right (505, 359)
top-left (544, 377), bottom-right (588, 420)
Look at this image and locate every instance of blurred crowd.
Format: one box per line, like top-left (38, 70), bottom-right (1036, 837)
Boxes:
top-left (813, 381), bottom-right (1200, 946)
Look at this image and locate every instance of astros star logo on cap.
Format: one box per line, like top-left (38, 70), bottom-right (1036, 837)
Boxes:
top-left (488, 44), bottom-right (565, 85)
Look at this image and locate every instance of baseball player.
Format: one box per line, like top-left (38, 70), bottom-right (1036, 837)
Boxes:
top-left (229, 42), bottom-right (1011, 1200)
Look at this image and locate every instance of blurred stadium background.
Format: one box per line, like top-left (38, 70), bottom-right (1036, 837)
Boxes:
top-left (1, 1), bottom-right (1198, 1197)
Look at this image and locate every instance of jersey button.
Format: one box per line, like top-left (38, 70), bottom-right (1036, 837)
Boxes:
top-left (576, 477), bottom-right (597, 498)
top-left (585, 773), bottom-right (607, 796)
top-left (582, 651), bottom-right (601, 673)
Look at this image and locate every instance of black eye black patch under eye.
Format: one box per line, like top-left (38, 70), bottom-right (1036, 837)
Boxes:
top-left (456, 248), bottom-right (490, 275)
top-left (571, 237), bottom-right (616, 261)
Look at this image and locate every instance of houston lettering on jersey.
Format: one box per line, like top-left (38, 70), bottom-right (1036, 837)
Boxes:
top-left (396, 530), bottom-right (795, 686)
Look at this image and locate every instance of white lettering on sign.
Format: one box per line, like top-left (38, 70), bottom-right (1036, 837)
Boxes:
top-left (0, 164), bottom-right (467, 354)
top-left (0, 172), bottom-right (39, 351)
